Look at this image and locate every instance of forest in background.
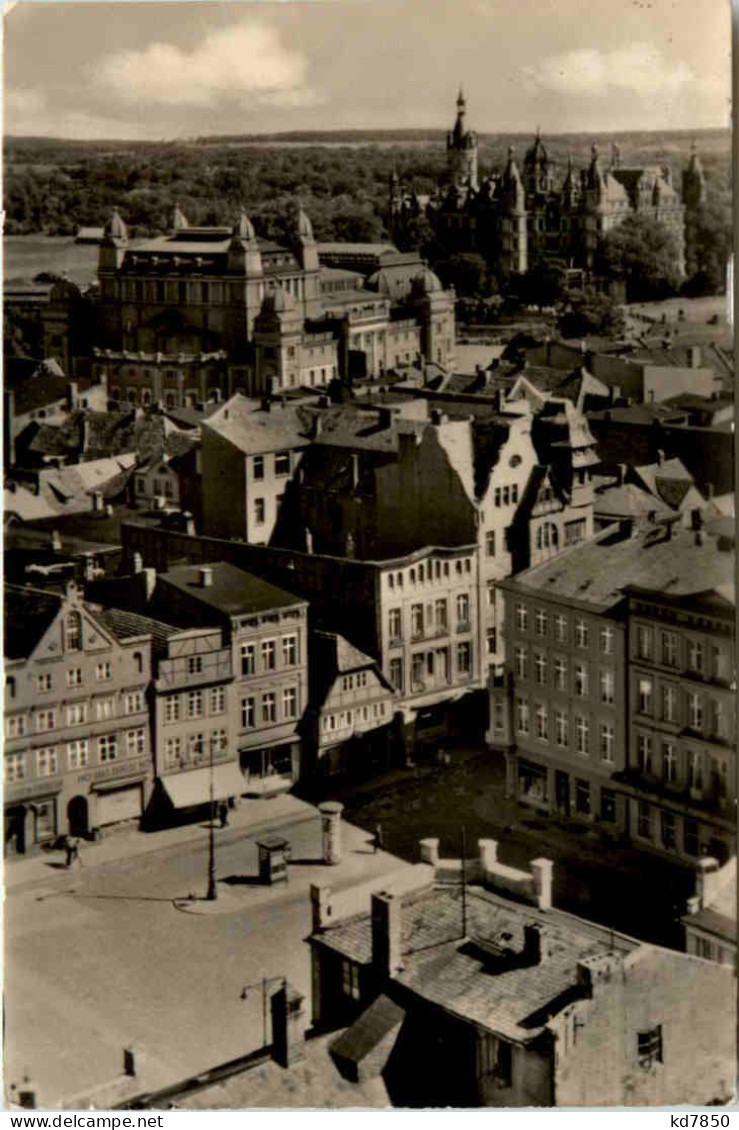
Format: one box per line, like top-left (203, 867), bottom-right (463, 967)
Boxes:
top-left (5, 128), bottom-right (731, 242)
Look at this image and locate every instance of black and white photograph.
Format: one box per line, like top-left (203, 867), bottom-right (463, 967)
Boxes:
top-left (2, 0), bottom-right (735, 1113)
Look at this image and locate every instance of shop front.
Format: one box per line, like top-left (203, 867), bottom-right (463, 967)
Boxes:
top-left (240, 740), bottom-right (299, 796)
top-left (159, 760), bottom-right (246, 812)
top-left (4, 777), bottom-right (63, 855)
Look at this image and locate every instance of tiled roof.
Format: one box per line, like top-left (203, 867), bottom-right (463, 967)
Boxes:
top-left (205, 397), bottom-right (316, 455)
top-left (594, 483), bottom-right (673, 519)
top-left (312, 884), bottom-right (639, 1042)
top-left (4, 584), bottom-right (62, 660)
top-left (505, 525), bottom-right (734, 611)
top-left (157, 561), bottom-right (304, 618)
top-left (93, 606), bottom-right (179, 651)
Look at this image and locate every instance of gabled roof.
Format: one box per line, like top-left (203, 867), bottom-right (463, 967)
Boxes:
top-left (594, 482), bottom-right (673, 520)
top-left (92, 606), bottom-right (179, 654)
top-left (309, 630), bottom-right (393, 710)
top-left (205, 396), bottom-right (316, 455)
top-left (4, 584), bottom-right (62, 660)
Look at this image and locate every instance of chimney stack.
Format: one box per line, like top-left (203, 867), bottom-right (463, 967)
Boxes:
top-left (689, 345), bottom-right (701, 369)
top-left (523, 923), bottom-right (549, 965)
top-left (371, 891), bottom-right (402, 978)
top-left (695, 856), bottom-right (720, 908)
top-left (50, 529), bottom-right (62, 552)
top-left (199, 565), bottom-right (214, 588)
top-left (132, 552), bottom-right (144, 574)
top-left (310, 884), bottom-right (332, 932)
top-left (656, 449), bottom-right (665, 466)
top-left (92, 490), bottom-right (103, 512)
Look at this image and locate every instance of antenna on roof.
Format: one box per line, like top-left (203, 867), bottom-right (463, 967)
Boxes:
top-left (461, 824), bottom-right (468, 939)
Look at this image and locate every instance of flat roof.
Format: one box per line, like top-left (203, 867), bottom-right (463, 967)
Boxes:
top-left (158, 561), bottom-right (305, 617)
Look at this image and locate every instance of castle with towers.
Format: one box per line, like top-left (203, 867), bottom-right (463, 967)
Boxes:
top-left (389, 89), bottom-right (708, 280)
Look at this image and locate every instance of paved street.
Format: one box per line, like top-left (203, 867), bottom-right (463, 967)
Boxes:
top-left (5, 807), bottom-right (423, 1107)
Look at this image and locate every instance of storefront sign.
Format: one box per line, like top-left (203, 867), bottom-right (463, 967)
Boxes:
top-left (76, 756), bottom-right (150, 787)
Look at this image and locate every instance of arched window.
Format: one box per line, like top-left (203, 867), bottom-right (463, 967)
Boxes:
top-left (536, 523), bottom-right (559, 551)
top-left (65, 611), bottom-right (82, 651)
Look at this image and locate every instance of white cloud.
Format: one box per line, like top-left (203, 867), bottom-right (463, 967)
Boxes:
top-left (95, 21), bottom-right (317, 108)
top-left (524, 43), bottom-right (694, 98)
top-left (4, 87), bottom-right (153, 140)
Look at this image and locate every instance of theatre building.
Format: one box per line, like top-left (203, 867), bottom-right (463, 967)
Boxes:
top-left (4, 581), bottom-right (153, 854)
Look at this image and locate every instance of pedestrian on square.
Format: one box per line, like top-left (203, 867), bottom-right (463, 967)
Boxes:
top-left (71, 837), bottom-right (82, 867)
top-left (218, 801), bottom-right (229, 829)
top-left (63, 834), bottom-right (74, 868)
top-left (373, 823), bottom-right (384, 854)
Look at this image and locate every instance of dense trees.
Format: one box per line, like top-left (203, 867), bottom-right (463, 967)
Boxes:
top-left (557, 292), bottom-right (626, 340)
top-left (594, 215), bottom-right (683, 302)
top-left (4, 132), bottom-right (731, 305)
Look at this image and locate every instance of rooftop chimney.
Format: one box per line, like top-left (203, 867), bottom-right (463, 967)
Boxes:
top-left (310, 884), bottom-right (332, 932)
top-left (50, 529), bottom-right (62, 552)
top-left (92, 490), bottom-right (103, 512)
top-left (523, 923), bottom-right (549, 965)
top-left (371, 890), bottom-right (403, 978)
top-left (132, 551), bottom-right (143, 574)
top-left (199, 565), bottom-right (214, 588)
top-left (142, 567), bottom-right (156, 603)
top-left (689, 345), bottom-right (702, 369)
top-left (531, 857), bottom-right (553, 910)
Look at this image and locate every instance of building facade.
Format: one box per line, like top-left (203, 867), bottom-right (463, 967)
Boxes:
top-left (4, 582), bottom-right (153, 853)
top-left (489, 523), bottom-right (735, 865)
top-left (150, 562), bottom-right (309, 790)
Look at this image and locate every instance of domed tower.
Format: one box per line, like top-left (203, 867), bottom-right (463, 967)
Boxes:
top-left (97, 210), bottom-right (129, 347)
top-left (523, 129), bottom-right (554, 198)
top-left (292, 206), bottom-right (322, 320)
top-left (253, 288), bottom-right (303, 393)
top-left (498, 148), bottom-right (528, 275)
top-left (226, 211), bottom-right (264, 351)
top-left (446, 88), bottom-right (478, 191)
top-left (409, 267), bottom-right (455, 369)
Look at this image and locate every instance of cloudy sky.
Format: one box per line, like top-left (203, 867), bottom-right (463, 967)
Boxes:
top-left (4, 0), bottom-right (731, 140)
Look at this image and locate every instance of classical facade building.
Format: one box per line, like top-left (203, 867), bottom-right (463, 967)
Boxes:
top-left (390, 92), bottom-right (703, 278)
top-left (89, 206), bottom-right (456, 404)
top-left (4, 581), bottom-right (153, 853)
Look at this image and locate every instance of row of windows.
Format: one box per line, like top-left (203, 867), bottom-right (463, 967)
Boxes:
top-left (634, 733), bottom-right (729, 797)
top-left (112, 387), bottom-right (222, 409)
top-left (388, 643), bottom-right (472, 692)
top-left (7, 692), bottom-right (146, 738)
top-left (241, 687), bottom-right (299, 728)
top-left (322, 701), bottom-right (389, 732)
top-left (517, 759), bottom-right (619, 821)
top-left (251, 452), bottom-right (292, 480)
top-left (636, 801), bottom-right (707, 857)
top-left (388, 595), bottom-right (470, 641)
top-left (516, 699), bottom-right (615, 760)
top-left (163, 686), bottom-right (226, 724)
top-left (5, 730), bottom-right (146, 780)
top-left (122, 279), bottom-right (223, 305)
top-left (514, 648), bottom-right (615, 702)
top-left (27, 662), bottom-right (121, 694)
top-left (163, 730), bottom-right (228, 771)
top-left (492, 483), bottom-right (519, 509)
top-left (635, 626), bottom-right (731, 681)
top-left (239, 635), bottom-right (298, 675)
top-left (340, 672), bottom-right (368, 692)
top-left (514, 605), bottom-right (613, 652)
top-left (387, 557), bottom-right (472, 590)
top-left (635, 679), bottom-right (729, 739)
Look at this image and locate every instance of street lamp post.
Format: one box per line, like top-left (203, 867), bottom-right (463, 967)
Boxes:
top-left (206, 736), bottom-right (217, 901)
